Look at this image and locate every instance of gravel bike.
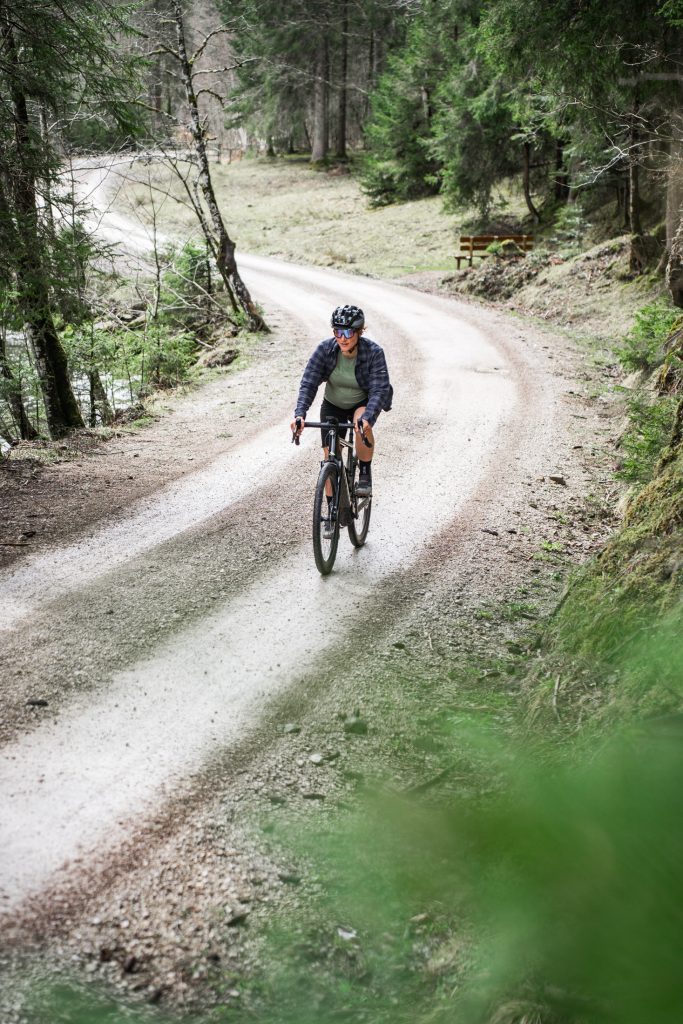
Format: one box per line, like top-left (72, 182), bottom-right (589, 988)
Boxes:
top-left (293, 418), bottom-right (372, 575)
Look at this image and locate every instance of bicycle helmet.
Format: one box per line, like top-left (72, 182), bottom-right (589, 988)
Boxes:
top-left (331, 304), bottom-right (364, 330)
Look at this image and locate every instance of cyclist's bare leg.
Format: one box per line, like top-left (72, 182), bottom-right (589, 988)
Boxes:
top-left (353, 406), bottom-right (374, 464)
top-left (322, 445), bottom-right (333, 497)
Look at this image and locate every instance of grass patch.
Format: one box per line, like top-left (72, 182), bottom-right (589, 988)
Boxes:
top-left (128, 414), bottom-right (155, 430)
top-left (109, 157), bottom-right (530, 280)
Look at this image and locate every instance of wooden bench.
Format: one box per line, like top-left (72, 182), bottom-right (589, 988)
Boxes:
top-left (455, 234), bottom-right (534, 269)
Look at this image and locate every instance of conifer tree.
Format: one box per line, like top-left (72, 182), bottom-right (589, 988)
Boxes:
top-left (0, 0), bottom-right (140, 437)
top-left (221, 0), bottom-right (403, 159)
top-left (479, 0), bottom-right (683, 270)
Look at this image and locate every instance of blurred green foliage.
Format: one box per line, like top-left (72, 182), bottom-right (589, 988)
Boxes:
top-left (24, 619), bottom-right (682, 1023)
top-left (158, 241), bottom-right (215, 334)
top-left (236, 662), bottom-right (682, 1024)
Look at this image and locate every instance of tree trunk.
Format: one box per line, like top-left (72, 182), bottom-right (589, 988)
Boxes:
top-left (665, 135), bottom-right (683, 258)
top-left (172, 0), bottom-right (266, 331)
top-left (615, 173), bottom-right (628, 226)
top-left (149, 0), bottom-right (166, 134)
top-left (665, 128), bottom-right (683, 303)
top-left (0, 332), bottom-right (37, 440)
top-left (335, 0), bottom-right (348, 160)
top-left (522, 142), bottom-right (541, 222)
top-left (364, 29), bottom-right (375, 122)
top-left (628, 113), bottom-right (646, 274)
top-left (554, 139), bottom-right (570, 201)
top-left (38, 104), bottom-right (56, 244)
top-left (89, 356), bottom-right (113, 426)
top-left (311, 38), bottom-right (329, 163)
top-left (666, 215), bottom-right (683, 307)
top-left (1, 17), bottom-right (83, 438)
top-left (421, 85), bottom-right (433, 126)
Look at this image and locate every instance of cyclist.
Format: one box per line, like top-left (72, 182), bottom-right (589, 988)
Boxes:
top-left (291, 305), bottom-right (393, 497)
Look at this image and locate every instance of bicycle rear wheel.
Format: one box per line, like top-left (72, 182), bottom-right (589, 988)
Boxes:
top-left (313, 461), bottom-right (340, 575)
top-left (348, 461), bottom-right (372, 548)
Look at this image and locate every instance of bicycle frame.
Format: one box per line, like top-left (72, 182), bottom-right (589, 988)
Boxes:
top-left (301, 419), bottom-right (369, 525)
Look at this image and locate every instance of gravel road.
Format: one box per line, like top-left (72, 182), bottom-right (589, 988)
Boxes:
top-left (0, 162), bottom-right (617, 1015)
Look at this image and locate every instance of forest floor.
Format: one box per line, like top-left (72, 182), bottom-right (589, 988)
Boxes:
top-left (0, 156), bottom-right (657, 1021)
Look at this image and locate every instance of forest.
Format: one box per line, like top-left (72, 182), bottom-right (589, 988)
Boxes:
top-left (2, 0), bottom-right (683, 442)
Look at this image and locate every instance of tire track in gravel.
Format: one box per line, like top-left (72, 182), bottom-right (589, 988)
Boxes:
top-left (0, 283), bottom-right (421, 745)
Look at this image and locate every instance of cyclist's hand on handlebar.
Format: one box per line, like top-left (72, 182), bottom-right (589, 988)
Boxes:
top-left (291, 416), bottom-right (305, 445)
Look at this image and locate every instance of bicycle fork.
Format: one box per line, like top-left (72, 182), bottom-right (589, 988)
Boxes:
top-left (323, 457), bottom-right (352, 527)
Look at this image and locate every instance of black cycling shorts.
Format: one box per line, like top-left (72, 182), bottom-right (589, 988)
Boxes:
top-left (319, 397), bottom-right (366, 448)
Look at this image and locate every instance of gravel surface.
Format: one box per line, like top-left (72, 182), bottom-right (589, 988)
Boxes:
top-left (0, 199), bottom-right (622, 1020)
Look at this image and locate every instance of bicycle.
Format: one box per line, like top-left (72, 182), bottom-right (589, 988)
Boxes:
top-left (293, 418), bottom-right (372, 575)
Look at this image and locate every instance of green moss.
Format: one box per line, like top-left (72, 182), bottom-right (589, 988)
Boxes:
top-left (128, 415), bottom-right (155, 429)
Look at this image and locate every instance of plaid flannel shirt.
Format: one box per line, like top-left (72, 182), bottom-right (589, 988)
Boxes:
top-left (294, 336), bottom-right (393, 427)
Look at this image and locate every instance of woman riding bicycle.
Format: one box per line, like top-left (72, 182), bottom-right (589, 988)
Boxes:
top-left (291, 304), bottom-right (393, 497)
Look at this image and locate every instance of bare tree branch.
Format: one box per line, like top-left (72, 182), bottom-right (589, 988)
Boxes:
top-left (192, 58), bottom-right (258, 77)
top-left (190, 27), bottom-right (232, 66)
top-left (195, 88), bottom-right (226, 105)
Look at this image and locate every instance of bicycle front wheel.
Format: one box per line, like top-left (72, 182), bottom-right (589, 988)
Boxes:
top-left (313, 461), bottom-right (340, 575)
top-left (348, 462), bottom-right (372, 548)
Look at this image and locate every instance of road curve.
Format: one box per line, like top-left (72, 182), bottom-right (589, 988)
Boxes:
top-left (0, 233), bottom-right (550, 918)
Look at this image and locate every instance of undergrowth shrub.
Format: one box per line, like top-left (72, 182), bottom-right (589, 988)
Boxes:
top-left (617, 302), bottom-right (681, 374)
top-left (159, 240), bottom-right (215, 332)
top-left (551, 201), bottom-right (592, 255)
top-left (614, 303), bottom-right (682, 486)
top-left (529, 421), bottom-right (682, 726)
top-left (62, 323), bottom-right (197, 414)
top-left (136, 324), bottom-right (197, 389)
top-left (617, 393), bottom-right (679, 483)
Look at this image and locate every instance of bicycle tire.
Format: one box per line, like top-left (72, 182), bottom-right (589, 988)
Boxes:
top-left (313, 461), bottom-right (340, 575)
top-left (348, 461), bottom-right (372, 548)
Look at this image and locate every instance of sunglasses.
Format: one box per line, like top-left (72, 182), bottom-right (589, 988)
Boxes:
top-left (333, 327), bottom-right (358, 339)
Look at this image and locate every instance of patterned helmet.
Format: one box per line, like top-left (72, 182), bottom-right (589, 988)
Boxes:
top-left (331, 304), bottom-right (364, 330)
